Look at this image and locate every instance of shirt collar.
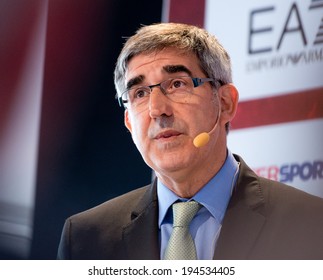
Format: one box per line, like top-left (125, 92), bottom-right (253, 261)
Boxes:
top-left (157, 150), bottom-right (239, 227)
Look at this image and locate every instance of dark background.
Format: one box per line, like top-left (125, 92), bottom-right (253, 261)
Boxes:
top-left (30, 0), bottom-right (163, 259)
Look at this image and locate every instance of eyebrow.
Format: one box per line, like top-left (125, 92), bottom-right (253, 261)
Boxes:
top-left (126, 64), bottom-right (193, 89)
top-left (162, 64), bottom-right (192, 76)
top-left (126, 75), bottom-right (145, 90)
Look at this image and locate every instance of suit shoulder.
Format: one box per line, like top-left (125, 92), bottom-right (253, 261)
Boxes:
top-left (58, 185), bottom-right (155, 259)
top-left (259, 176), bottom-right (323, 204)
top-left (235, 154), bottom-right (323, 209)
top-left (259, 177), bottom-right (323, 230)
top-left (234, 154), bottom-right (323, 215)
top-left (68, 185), bottom-right (151, 223)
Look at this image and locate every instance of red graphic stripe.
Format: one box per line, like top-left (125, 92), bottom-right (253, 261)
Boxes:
top-left (167, 0), bottom-right (205, 27)
top-left (231, 88), bottom-right (323, 130)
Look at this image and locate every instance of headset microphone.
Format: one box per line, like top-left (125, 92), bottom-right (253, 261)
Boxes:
top-left (193, 111), bottom-right (220, 148)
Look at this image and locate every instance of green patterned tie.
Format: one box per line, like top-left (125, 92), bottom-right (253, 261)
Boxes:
top-left (164, 201), bottom-right (201, 260)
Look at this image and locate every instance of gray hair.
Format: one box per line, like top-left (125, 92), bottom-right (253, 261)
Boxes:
top-left (114, 22), bottom-right (232, 97)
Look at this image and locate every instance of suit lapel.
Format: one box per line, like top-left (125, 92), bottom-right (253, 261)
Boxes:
top-left (122, 180), bottom-right (160, 259)
top-left (214, 155), bottom-right (267, 259)
top-left (213, 201), bottom-right (266, 259)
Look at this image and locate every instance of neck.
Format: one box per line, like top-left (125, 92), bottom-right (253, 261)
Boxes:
top-left (156, 144), bottom-right (227, 198)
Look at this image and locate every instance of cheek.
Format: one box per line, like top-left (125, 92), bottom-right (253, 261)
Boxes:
top-left (128, 115), bottom-right (149, 147)
top-left (131, 128), bottom-right (143, 148)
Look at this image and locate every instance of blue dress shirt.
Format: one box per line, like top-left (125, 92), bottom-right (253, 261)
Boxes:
top-left (157, 150), bottom-right (239, 260)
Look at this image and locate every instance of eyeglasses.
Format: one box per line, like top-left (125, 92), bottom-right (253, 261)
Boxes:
top-left (118, 76), bottom-right (224, 110)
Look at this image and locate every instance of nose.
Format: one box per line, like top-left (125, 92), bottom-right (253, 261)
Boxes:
top-left (149, 87), bottom-right (173, 119)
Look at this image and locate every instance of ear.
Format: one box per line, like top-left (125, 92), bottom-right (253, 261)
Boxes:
top-left (124, 109), bottom-right (132, 133)
top-left (218, 84), bottom-right (239, 124)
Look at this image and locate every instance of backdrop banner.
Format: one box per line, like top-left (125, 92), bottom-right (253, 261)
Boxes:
top-left (165, 0), bottom-right (323, 198)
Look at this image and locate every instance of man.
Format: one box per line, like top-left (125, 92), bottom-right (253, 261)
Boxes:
top-left (57, 23), bottom-right (323, 259)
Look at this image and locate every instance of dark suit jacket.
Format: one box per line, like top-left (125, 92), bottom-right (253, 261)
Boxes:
top-left (57, 155), bottom-right (323, 259)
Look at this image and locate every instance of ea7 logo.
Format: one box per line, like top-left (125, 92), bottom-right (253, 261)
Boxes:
top-left (311, 0), bottom-right (323, 44)
top-left (248, 1), bottom-right (323, 54)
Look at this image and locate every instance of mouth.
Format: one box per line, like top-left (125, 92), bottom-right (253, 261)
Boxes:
top-left (154, 130), bottom-right (182, 140)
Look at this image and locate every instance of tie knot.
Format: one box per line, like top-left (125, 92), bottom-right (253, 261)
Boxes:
top-left (172, 201), bottom-right (201, 227)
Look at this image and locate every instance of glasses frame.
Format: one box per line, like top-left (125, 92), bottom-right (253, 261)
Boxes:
top-left (117, 76), bottom-right (224, 108)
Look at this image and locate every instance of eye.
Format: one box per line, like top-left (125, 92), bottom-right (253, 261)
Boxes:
top-left (170, 78), bottom-right (187, 89)
top-left (132, 87), bottom-right (150, 99)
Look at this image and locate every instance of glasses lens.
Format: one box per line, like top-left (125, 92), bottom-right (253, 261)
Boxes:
top-left (123, 86), bottom-right (151, 109)
top-left (120, 91), bottom-right (129, 108)
top-left (160, 77), bottom-right (194, 102)
top-left (121, 77), bottom-right (197, 110)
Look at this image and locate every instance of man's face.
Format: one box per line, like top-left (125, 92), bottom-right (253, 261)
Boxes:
top-left (124, 48), bottom-right (228, 181)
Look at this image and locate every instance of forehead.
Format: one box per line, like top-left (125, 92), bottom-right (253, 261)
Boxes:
top-left (125, 48), bottom-right (202, 82)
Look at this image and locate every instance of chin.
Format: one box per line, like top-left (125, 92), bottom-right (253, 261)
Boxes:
top-left (151, 156), bottom-right (192, 174)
